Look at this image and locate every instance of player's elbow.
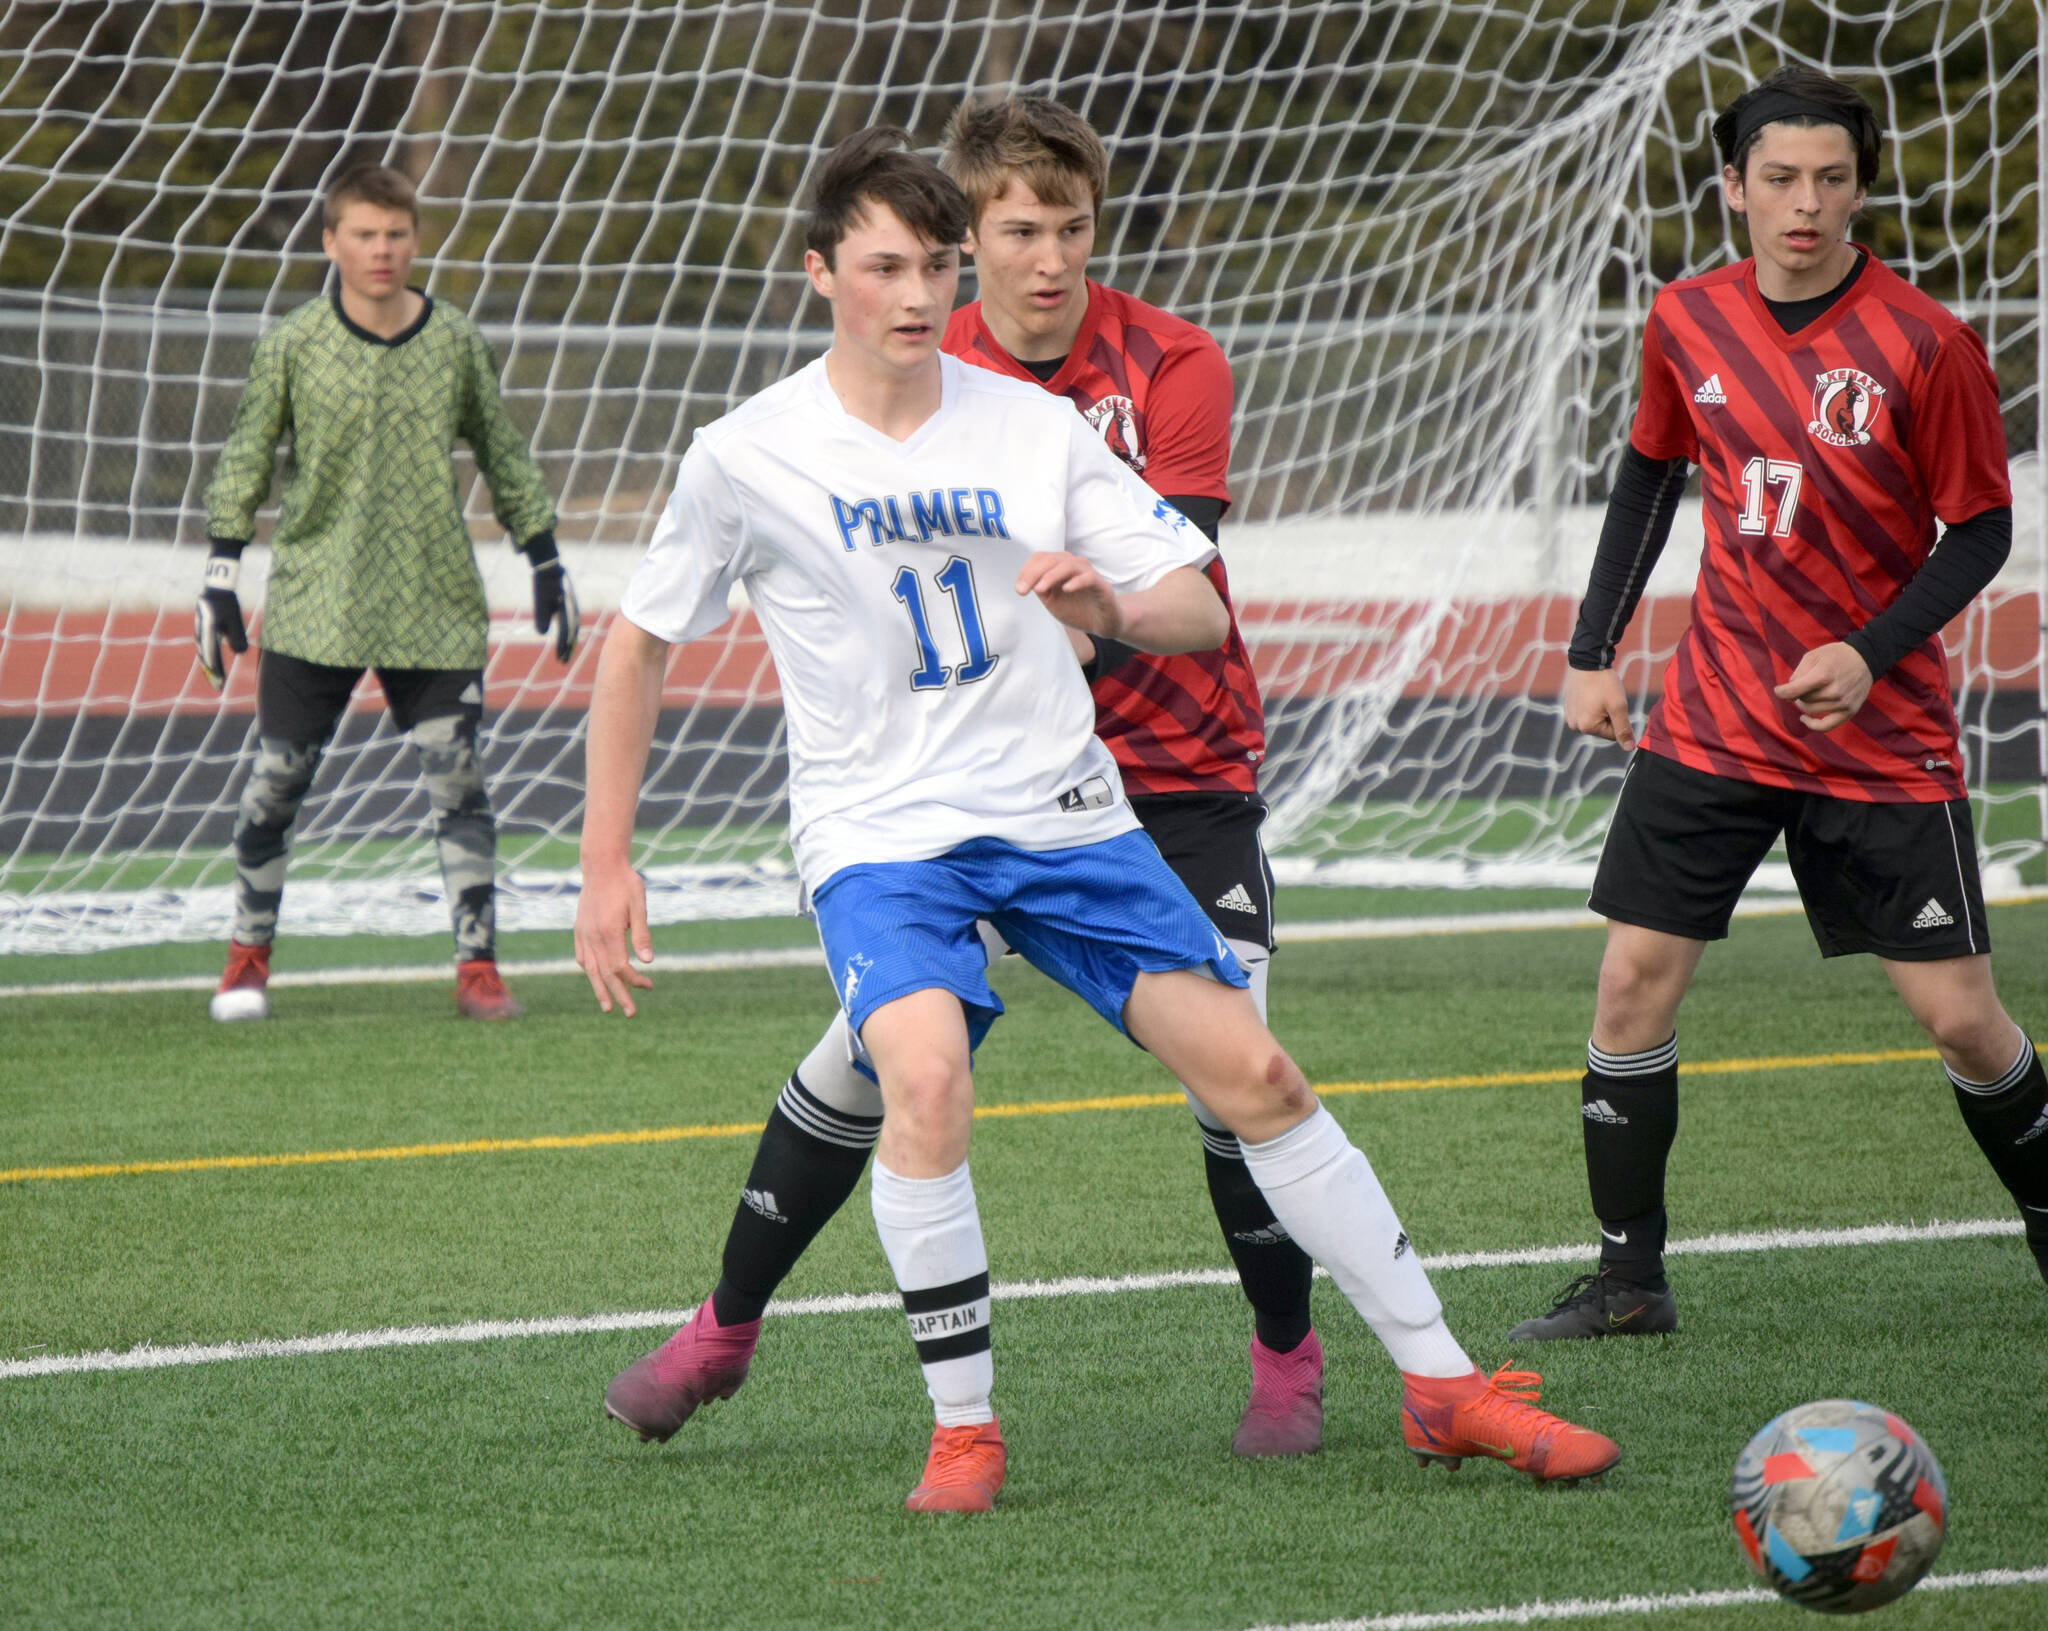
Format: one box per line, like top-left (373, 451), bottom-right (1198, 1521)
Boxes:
top-left (1153, 570), bottom-right (1228, 653)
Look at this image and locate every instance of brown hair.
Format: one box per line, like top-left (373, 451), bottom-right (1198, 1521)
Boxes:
top-left (802, 127), bottom-right (971, 268)
top-left (323, 165), bottom-right (419, 232)
top-left (1713, 65), bottom-right (1882, 191)
top-left (940, 94), bottom-right (1108, 221)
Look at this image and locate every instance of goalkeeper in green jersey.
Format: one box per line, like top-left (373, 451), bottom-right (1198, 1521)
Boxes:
top-left (197, 164), bottom-right (576, 1023)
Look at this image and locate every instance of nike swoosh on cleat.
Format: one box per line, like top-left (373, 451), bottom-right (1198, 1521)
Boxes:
top-left (1608, 1306), bottom-right (1645, 1327)
top-left (1600, 1226), bottom-right (1628, 1244)
top-left (1473, 1441), bottom-right (1516, 1458)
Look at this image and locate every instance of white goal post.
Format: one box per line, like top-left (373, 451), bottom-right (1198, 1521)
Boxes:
top-left (0, 0), bottom-right (2040, 953)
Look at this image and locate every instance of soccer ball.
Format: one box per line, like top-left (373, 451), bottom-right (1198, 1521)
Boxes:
top-left (1731, 1399), bottom-right (1947, 1614)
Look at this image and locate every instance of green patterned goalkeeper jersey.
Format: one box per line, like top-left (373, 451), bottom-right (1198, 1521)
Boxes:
top-left (205, 291), bottom-right (556, 670)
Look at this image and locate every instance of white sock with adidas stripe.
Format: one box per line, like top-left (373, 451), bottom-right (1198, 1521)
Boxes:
top-left (1238, 1107), bottom-right (1471, 1377)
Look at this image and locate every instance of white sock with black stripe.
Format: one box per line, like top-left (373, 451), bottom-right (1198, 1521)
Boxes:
top-left (871, 1160), bottom-right (994, 1427)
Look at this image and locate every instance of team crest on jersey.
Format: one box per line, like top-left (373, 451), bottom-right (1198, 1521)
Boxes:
top-left (1082, 394), bottom-right (1146, 473)
top-left (1807, 367), bottom-right (1886, 447)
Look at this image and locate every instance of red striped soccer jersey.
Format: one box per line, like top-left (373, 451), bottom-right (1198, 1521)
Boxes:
top-left (944, 281), bottom-right (1265, 795)
top-left (1630, 252), bottom-right (2012, 803)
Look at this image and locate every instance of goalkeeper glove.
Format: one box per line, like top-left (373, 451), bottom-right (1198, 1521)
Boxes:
top-left (522, 531), bottom-right (580, 663)
top-left (194, 539), bottom-right (250, 690)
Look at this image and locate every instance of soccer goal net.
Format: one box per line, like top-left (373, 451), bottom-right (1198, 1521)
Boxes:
top-left (2, 0), bottom-right (2041, 954)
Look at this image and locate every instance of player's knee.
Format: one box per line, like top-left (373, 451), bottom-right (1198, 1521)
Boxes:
top-left (238, 738), bottom-right (321, 831)
top-left (885, 1053), bottom-right (972, 1125)
top-left (1255, 1044), bottom-right (1313, 1120)
top-left (413, 715), bottom-right (489, 817)
top-left (1913, 997), bottom-right (2010, 1066)
top-left (1595, 952), bottom-right (1682, 1035)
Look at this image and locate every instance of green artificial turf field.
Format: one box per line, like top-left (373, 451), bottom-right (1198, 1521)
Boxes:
top-left (3, 903), bottom-right (2045, 1629)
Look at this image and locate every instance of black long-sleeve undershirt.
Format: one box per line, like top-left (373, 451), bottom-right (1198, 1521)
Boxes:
top-left (1568, 447), bottom-right (2012, 680)
top-left (1566, 445), bottom-right (1691, 672)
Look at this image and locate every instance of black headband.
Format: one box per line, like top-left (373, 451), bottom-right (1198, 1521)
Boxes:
top-left (1731, 90), bottom-right (1865, 154)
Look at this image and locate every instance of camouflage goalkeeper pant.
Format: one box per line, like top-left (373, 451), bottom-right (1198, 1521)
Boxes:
top-left (230, 711), bottom-right (497, 961)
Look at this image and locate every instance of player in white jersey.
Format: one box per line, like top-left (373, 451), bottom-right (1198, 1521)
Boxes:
top-left (577, 128), bottom-right (1620, 1513)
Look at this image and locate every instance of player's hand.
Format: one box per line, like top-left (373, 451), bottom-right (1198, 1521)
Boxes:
top-left (1773, 642), bottom-right (1873, 733)
top-left (1016, 550), bottom-right (1123, 639)
top-left (574, 860), bottom-right (654, 1016)
top-left (533, 560), bottom-right (580, 663)
top-left (1561, 666), bottom-right (1636, 751)
top-left (193, 556), bottom-right (250, 691)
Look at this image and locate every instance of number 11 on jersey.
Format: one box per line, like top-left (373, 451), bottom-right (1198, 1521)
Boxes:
top-left (891, 556), bottom-right (1000, 690)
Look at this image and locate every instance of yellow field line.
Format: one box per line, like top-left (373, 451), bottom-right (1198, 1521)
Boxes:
top-left (0, 1046), bottom-right (1942, 1187)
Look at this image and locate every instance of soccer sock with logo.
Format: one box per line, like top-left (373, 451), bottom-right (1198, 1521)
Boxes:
top-left (871, 1159), bottom-right (995, 1426)
top-left (1238, 1107), bottom-right (1471, 1377)
top-left (710, 1067), bottom-right (881, 1328)
top-left (1194, 1116), bottom-right (1316, 1353)
top-left (1947, 1033), bottom-right (2048, 1281)
top-left (1581, 1036), bottom-right (1680, 1286)
top-left (1185, 949), bottom-right (1316, 1354)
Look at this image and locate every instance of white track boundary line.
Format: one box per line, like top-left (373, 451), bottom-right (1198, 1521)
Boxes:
top-left (1, 1216), bottom-right (2018, 1381)
top-left (1243, 1567), bottom-right (2048, 1630)
top-left (7, 887), bottom-right (2045, 999)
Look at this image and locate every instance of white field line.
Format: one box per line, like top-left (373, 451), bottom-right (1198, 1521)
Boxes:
top-left (1243, 1567), bottom-right (2048, 1631)
top-left (6, 887), bottom-right (2045, 999)
top-left (0, 1216), bottom-right (2019, 1382)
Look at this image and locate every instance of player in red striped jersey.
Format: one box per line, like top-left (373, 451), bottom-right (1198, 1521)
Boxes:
top-left (1511, 66), bottom-right (2047, 1341)
top-left (605, 96), bottom-right (1324, 1460)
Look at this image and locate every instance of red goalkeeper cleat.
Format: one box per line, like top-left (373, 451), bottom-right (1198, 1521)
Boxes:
top-left (1401, 1363), bottom-right (1620, 1484)
top-left (209, 940), bottom-right (271, 1023)
top-left (1232, 1330), bottom-right (1324, 1457)
top-left (604, 1297), bottom-right (760, 1443)
top-left (455, 958), bottom-right (523, 1021)
top-left (904, 1419), bottom-right (1006, 1514)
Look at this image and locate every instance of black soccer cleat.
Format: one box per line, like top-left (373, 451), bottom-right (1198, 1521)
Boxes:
top-left (1506, 1269), bottom-right (1677, 1342)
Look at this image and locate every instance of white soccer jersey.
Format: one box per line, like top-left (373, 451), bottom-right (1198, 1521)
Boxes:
top-left (621, 353), bottom-right (1217, 888)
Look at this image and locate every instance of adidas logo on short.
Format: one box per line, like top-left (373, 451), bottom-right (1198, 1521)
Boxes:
top-left (741, 1187), bottom-right (788, 1224)
top-left (1693, 373), bottom-right (1727, 404)
top-left (1214, 882), bottom-right (1259, 915)
top-left (1581, 1099), bottom-right (1629, 1125)
top-left (1912, 897), bottom-right (1955, 930)
top-left (1392, 1231), bottom-right (1411, 1260)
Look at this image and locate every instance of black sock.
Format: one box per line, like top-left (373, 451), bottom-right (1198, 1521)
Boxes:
top-left (1583, 1037), bottom-right (1680, 1288)
top-left (1200, 1127), bottom-right (1315, 1352)
top-left (710, 1072), bottom-right (879, 1326)
top-left (1948, 1036), bottom-right (2048, 1284)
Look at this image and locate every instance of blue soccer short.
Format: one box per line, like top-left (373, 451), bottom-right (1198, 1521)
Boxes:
top-left (809, 828), bottom-right (1247, 1053)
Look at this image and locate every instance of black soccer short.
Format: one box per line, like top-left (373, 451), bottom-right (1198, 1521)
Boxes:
top-left (256, 649), bottom-right (486, 744)
top-left (1590, 748), bottom-right (1989, 960)
top-left (1129, 790), bottom-right (1276, 953)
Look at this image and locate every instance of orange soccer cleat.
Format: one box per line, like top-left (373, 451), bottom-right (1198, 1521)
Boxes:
top-left (209, 940), bottom-right (272, 1022)
top-left (904, 1419), bottom-right (1006, 1514)
top-left (1401, 1363), bottom-right (1620, 1485)
top-left (455, 958), bottom-right (523, 1021)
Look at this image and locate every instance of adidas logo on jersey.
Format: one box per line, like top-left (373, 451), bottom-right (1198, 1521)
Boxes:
top-left (741, 1187), bottom-right (788, 1224)
top-left (1912, 898), bottom-right (1956, 930)
top-left (1214, 882), bottom-right (1259, 915)
top-left (1693, 373), bottom-right (1727, 405)
top-left (1582, 1099), bottom-right (1629, 1125)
